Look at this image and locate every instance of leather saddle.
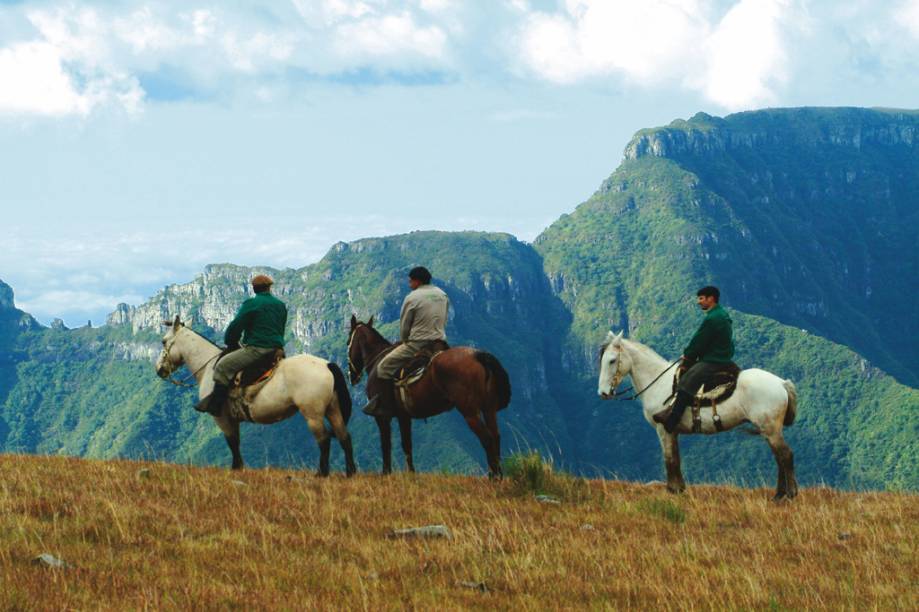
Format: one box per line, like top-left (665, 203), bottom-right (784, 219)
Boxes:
top-left (226, 348), bottom-right (286, 390)
top-left (673, 361), bottom-right (742, 404)
top-left (395, 340), bottom-right (450, 386)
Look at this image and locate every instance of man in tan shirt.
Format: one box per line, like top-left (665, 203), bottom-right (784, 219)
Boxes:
top-left (363, 266), bottom-right (450, 417)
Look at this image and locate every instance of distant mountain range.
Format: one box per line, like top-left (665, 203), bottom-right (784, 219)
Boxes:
top-left (2, 107), bottom-right (916, 489)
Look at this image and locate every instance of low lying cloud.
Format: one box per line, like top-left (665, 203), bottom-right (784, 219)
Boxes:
top-left (3, 214), bottom-right (546, 328)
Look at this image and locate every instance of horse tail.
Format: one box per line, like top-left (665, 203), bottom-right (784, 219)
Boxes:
top-left (474, 351), bottom-right (511, 411)
top-left (782, 379), bottom-right (797, 426)
top-left (327, 362), bottom-right (352, 425)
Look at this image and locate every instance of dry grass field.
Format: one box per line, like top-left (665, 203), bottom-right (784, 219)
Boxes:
top-left (0, 453), bottom-right (916, 610)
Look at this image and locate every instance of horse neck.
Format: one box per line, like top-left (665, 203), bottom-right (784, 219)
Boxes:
top-left (359, 328), bottom-right (391, 365)
top-left (623, 340), bottom-right (672, 409)
top-left (177, 328), bottom-right (220, 384)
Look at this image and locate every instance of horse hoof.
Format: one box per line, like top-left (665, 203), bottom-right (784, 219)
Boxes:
top-left (315, 471), bottom-right (330, 478)
top-left (772, 493), bottom-right (788, 503)
top-left (666, 484), bottom-right (686, 494)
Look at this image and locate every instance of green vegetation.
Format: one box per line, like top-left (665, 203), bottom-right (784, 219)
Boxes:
top-left (1, 108), bottom-right (916, 490)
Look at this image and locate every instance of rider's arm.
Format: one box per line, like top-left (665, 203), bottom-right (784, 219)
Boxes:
top-left (683, 318), bottom-right (714, 361)
top-left (224, 301), bottom-right (255, 348)
top-left (399, 295), bottom-right (415, 343)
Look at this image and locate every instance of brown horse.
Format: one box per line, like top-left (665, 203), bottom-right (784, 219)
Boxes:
top-left (347, 315), bottom-right (511, 477)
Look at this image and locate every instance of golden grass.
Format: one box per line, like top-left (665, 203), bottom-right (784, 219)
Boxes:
top-left (1, 454), bottom-right (916, 610)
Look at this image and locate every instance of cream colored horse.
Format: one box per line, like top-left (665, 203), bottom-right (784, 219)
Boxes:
top-left (155, 316), bottom-right (356, 476)
top-left (597, 331), bottom-right (798, 500)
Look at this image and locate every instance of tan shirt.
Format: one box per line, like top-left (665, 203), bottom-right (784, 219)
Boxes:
top-left (400, 284), bottom-right (449, 342)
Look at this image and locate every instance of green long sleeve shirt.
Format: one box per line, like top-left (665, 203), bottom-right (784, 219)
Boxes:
top-left (683, 304), bottom-right (735, 364)
top-left (224, 291), bottom-right (287, 349)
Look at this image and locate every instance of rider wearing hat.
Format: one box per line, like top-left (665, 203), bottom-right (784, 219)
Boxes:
top-left (363, 266), bottom-right (450, 418)
top-left (196, 274), bottom-right (288, 416)
top-left (653, 285), bottom-right (735, 433)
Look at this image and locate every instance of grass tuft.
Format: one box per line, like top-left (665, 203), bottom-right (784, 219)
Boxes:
top-left (502, 451), bottom-right (590, 501)
top-left (637, 498), bottom-right (687, 524)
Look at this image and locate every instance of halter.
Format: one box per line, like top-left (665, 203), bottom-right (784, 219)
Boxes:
top-left (605, 345), bottom-right (681, 402)
top-left (346, 325), bottom-right (362, 381)
top-left (159, 328), bottom-right (219, 388)
top-left (347, 323), bottom-right (388, 383)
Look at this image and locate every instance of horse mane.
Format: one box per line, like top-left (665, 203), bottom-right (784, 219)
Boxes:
top-left (358, 322), bottom-right (391, 346)
top-left (178, 324), bottom-right (222, 349)
top-left (599, 335), bottom-right (668, 364)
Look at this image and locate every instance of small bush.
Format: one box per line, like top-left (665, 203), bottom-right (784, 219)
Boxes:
top-left (503, 451), bottom-right (590, 501)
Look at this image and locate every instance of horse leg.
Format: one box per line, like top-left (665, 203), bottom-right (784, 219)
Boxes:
top-left (326, 407), bottom-right (356, 477)
top-left (483, 407), bottom-right (503, 478)
top-left (766, 429), bottom-right (796, 501)
top-left (461, 410), bottom-right (498, 478)
top-left (377, 416), bottom-right (393, 475)
top-left (397, 416), bottom-right (415, 473)
top-left (306, 417), bottom-right (331, 477)
top-left (657, 430), bottom-right (685, 493)
top-left (217, 417), bottom-right (244, 470)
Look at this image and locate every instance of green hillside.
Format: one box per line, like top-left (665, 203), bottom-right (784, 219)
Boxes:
top-left (1, 108), bottom-right (916, 490)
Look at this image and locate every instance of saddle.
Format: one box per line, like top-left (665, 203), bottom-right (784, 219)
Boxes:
top-left (228, 348), bottom-right (286, 389)
top-left (670, 361), bottom-right (741, 433)
top-left (395, 340), bottom-right (450, 385)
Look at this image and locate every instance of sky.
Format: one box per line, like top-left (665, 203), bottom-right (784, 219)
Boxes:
top-left (2, 0), bottom-right (919, 327)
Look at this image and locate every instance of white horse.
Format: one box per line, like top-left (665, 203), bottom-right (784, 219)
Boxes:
top-left (155, 316), bottom-right (356, 476)
top-left (597, 331), bottom-right (798, 500)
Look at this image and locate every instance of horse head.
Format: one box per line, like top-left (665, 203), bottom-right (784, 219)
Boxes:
top-left (347, 314), bottom-right (374, 384)
top-left (598, 330), bottom-right (631, 399)
top-left (155, 315), bottom-right (185, 378)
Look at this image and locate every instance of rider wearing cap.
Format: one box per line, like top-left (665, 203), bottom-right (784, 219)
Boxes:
top-left (196, 274), bottom-right (288, 416)
top-left (363, 266), bottom-right (450, 418)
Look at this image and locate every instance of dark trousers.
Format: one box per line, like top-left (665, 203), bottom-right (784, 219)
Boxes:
top-left (677, 361), bottom-right (726, 396)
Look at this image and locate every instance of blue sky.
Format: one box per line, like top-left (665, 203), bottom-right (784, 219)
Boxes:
top-left (2, 0), bottom-right (919, 326)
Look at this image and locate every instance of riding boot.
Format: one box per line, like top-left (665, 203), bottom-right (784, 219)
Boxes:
top-left (363, 381), bottom-right (395, 418)
top-left (659, 391), bottom-right (693, 434)
top-left (195, 383), bottom-right (229, 416)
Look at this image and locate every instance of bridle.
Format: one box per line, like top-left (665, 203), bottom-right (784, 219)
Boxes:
top-left (346, 325), bottom-right (362, 383)
top-left (347, 323), bottom-right (388, 384)
top-left (603, 345), bottom-right (681, 402)
top-left (158, 327), bottom-right (219, 388)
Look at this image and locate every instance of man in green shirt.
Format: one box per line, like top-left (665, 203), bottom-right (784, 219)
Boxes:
top-left (195, 274), bottom-right (288, 416)
top-left (653, 285), bottom-right (735, 434)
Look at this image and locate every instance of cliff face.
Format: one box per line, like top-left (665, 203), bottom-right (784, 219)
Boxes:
top-left (624, 108), bottom-right (919, 160)
top-left (604, 108), bottom-right (919, 385)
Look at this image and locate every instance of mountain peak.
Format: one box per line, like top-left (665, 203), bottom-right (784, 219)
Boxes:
top-left (624, 107), bottom-right (919, 161)
top-left (0, 279), bottom-right (13, 311)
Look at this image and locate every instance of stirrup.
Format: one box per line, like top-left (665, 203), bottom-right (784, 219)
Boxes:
top-left (362, 395), bottom-right (392, 418)
top-left (652, 407), bottom-right (672, 424)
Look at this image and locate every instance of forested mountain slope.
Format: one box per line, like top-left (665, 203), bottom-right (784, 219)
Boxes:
top-left (2, 108), bottom-right (916, 489)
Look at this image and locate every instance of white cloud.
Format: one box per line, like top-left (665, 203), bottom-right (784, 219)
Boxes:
top-left (516, 0), bottom-right (795, 110)
top-left (334, 11), bottom-right (447, 61)
top-left (518, 0), bottom-right (710, 84)
top-left (898, 0), bottom-right (919, 38)
top-left (0, 41), bottom-right (93, 115)
top-left (700, 0), bottom-right (791, 109)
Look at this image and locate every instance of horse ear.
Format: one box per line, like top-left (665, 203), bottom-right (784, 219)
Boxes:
top-left (350, 314), bottom-right (358, 329)
top-left (173, 315), bottom-right (181, 328)
top-left (615, 330), bottom-right (624, 341)
top-left (163, 320), bottom-right (172, 327)
top-left (368, 315), bottom-right (374, 327)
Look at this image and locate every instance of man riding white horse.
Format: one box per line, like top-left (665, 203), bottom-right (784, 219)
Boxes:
top-left (195, 274), bottom-right (288, 416)
top-left (363, 266), bottom-right (450, 418)
top-left (653, 285), bottom-right (735, 433)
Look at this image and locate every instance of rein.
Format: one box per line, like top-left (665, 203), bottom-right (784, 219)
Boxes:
top-left (160, 328), bottom-right (221, 388)
top-left (608, 350), bottom-right (682, 401)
